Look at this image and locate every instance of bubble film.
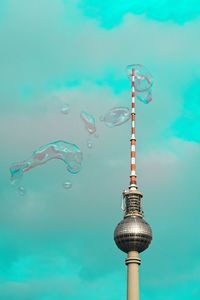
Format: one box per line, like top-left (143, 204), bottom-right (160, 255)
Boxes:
top-left (103, 107), bottom-right (131, 127)
top-left (136, 88), bottom-right (152, 104)
top-left (80, 111), bottom-right (96, 134)
top-left (127, 64), bottom-right (153, 93)
top-left (10, 140), bottom-right (83, 183)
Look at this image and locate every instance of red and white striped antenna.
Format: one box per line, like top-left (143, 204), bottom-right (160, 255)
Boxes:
top-left (130, 68), bottom-right (137, 190)
top-left (127, 64), bottom-right (153, 191)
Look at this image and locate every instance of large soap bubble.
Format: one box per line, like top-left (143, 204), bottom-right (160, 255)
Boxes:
top-left (127, 64), bottom-right (153, 93)
top-left (80, 111), bottom-right (96, 134)
top-left (102, 107), bottom-right (131, 127)
top-left (10, 140), bottom-right (83, 185)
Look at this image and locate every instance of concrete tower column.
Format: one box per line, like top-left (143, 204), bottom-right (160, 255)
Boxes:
top-left (125, 251), bottom-right (141, 300)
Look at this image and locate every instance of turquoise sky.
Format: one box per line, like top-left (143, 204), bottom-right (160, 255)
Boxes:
top-left (0, 0), bottom-right (200, 299)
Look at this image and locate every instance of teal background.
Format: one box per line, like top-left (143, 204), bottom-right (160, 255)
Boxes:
top-left (0, 0), bottom-right (200, 299)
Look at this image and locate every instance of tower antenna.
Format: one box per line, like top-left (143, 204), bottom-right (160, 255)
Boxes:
top-left (130, 68), bottom-right (137, 190)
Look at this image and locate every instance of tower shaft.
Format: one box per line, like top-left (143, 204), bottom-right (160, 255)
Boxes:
top-left (126, 251), bottom-right (141, 300)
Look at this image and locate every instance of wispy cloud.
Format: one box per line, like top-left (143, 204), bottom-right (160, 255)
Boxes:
top-left (78, 0), bottom-right (200, 28)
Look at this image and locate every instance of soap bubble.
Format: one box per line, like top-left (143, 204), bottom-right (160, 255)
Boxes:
top-left (18, 186), bottom-right (26, 196)
top-left (99, 115), bottom-right (104, 122)
top-left (10, 164), bottom-right (23, 186)
top-left (126, 64), bottom-right (153, 93)
top-left (63, 181), bottom-right (72, 189)
top-left (10, 140), bottom-right (83, 183)
top-left (60, 103), bottom-right (70, 114)
top-left (103, 107), bottom-right (131, 127)
top-left (80, 111), bottom-right (96, 134)
top-left (87, 140), bottom-right (93, 149)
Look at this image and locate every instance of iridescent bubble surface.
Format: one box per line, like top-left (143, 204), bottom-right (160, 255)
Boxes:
top-left (63, 181), bottom-right (72, 189)
top-left (80, 111), bottom-right (96, 134)
top-left (10, 140), bottom-right (83, 183)
top-left (127, 64), bottom-right (153, 93)
top-left (103, 107), bottom-right (131, 127)
top-left (136, 89), bottom-right (152, 104)
top-left (60, 103), bottom-right (70, 114)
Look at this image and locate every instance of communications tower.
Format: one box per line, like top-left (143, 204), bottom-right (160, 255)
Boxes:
top-left (114, 65), bottom-right (153, 300)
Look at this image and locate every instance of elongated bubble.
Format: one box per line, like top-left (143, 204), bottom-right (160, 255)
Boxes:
top-left (103, 107), bottom-right (131, 127)
top-left (10, 140), bottom-right (83, 184)
top-left (80, 111), bottom-right (96, 134)
top-left (127, 64), bottom-right (153, 92)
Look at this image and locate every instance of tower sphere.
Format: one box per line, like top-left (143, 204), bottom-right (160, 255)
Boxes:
top-left (114, 216), bottom-right (152, 253)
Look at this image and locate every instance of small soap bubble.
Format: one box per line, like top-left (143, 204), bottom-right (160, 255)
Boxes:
top-left (60, 103), bottom-right (70, 114)
top-left (18, 186), bottom-right (26, 196)
top-left (11, 177), bottom-right (21, 187)
top-left (80, 111), bottom-right (96, 134)
top-left (103, 107), bottom-right (131, 127)
top-left (87, 140), bottom-right (93, 149)
top-left (63, 181), bottom-right (72, 189)
top-left (99, 115), bottom-right (104, 122)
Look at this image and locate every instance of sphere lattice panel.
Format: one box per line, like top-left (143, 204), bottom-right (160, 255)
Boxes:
top-left (114, 216), bottom-right (152, 253)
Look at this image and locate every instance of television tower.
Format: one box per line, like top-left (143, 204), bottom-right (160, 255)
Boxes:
top-left (114, 67), bottom-right (152, 300)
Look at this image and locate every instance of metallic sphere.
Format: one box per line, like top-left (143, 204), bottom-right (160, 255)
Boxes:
top-left (114, 216), bottom-right (152, 253)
